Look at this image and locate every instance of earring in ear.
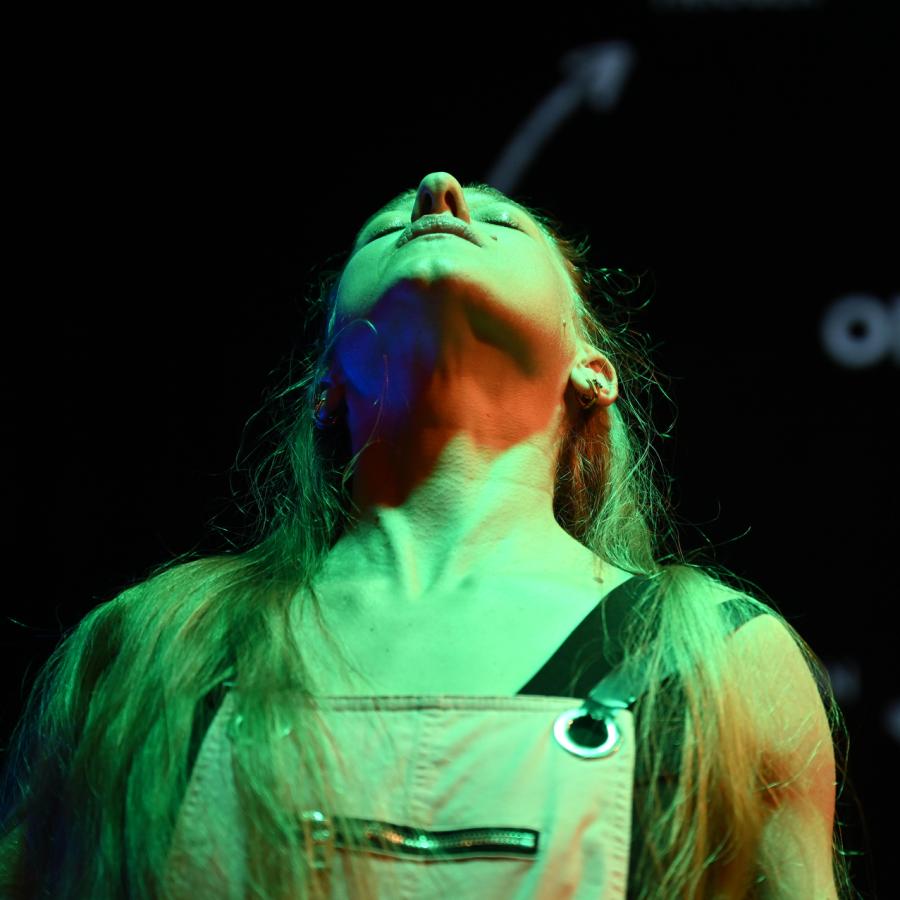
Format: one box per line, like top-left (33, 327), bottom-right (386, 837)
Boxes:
top-left (577, 378), bottom-right (605, 410)
top-left (313, 388), bottom-right (340, 429)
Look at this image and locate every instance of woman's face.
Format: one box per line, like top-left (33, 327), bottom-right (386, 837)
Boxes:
top-left (327, 173), bottom-right (586, 418)
top-left (332, 175), bottom-right (578, 351)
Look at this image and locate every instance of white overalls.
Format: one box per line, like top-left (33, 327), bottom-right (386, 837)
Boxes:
top-left (164, 690), bottom-right (635, 899)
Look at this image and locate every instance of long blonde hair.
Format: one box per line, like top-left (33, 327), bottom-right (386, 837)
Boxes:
top-left (0, 185), bottom-right (859, 898)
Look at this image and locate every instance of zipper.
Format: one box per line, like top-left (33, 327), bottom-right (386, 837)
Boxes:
top-left (300, 810), bottom-right (539, 863)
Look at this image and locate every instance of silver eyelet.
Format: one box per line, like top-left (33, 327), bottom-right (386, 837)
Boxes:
top-left (552, 706), bottom-right (623, 759)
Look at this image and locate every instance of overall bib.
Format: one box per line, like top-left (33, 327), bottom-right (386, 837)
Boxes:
top-left (163, 575), bottom-right (763, 898)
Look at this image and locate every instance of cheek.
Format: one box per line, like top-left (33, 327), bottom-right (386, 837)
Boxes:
top-left (492, 256), bottom-right (573, 324)
top-left (333, 257), bottom-right (381, 325)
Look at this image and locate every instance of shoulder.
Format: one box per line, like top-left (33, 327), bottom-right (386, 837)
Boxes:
top-left (693, 577), bottom-right (825, 741)
top-left (725, 615), bottom-right (830, 746)
top-left (674, 572), bottom-right (832, 768)
top-left (726, 614), bottom-right (839, 894)
top-left (722, 613), bottom-right (837, 833)
top-left (685, 575), bottom-right (840, 892)
top-left (662, 569), bottom-right (831, 731)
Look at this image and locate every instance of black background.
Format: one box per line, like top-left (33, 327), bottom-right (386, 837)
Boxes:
top-left (5, 3), bottom-right (896, 896)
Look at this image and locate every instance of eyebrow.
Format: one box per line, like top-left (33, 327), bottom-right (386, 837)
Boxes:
top-left (352, 183), bottom-right (540, 247)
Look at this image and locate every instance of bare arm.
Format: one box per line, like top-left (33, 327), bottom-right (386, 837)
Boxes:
top-left (729, 615), bottom-right (839, 899)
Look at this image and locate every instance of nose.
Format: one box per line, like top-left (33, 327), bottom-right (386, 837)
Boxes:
top-left (410, 172), bottom-right (471, 225)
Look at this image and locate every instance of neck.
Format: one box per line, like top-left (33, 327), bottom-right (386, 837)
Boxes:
top-left (323, 432), bottom-right (590, 607)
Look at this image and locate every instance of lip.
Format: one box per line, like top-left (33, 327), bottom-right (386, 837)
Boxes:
top-left (396, 215), bottom-right (483, 249)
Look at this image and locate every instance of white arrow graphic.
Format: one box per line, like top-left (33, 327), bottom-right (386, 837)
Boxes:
top-left (485, 41), bottom-right (637, 194)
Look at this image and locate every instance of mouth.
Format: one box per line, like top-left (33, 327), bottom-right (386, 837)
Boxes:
top-left (396, 216), bottom-right (482, 248)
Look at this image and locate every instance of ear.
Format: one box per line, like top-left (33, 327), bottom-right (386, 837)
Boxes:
top-left (317, 362), bottom-right (347, 411)
top-left (569, 349), bottom-right (619, 407)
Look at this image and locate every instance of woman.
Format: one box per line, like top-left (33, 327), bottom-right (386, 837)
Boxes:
top-left (0, 172), bottom-right (855, 898)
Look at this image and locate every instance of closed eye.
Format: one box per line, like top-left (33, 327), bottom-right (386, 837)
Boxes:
top-left (484, 217), bottom-right (523, 231)
top-left (366, 224), bottom-right (404, 241)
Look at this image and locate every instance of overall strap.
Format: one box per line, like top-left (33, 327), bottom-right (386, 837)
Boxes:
top-left (552, 578), bottom-right (765, 759)
top-left (585, 585), bottom-right (763, 716)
